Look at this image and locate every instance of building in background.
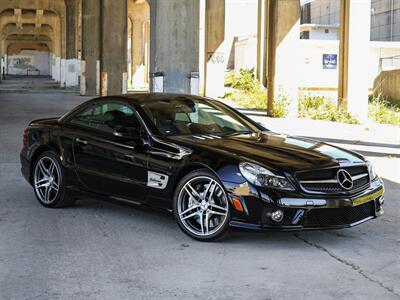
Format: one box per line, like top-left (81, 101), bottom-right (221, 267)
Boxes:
top-left (371, 0), bottom-right (400, 42)
top-left (298, 0), bottom-right (400, 100)
top-left (301, 0), bottom-right (400, 42)
top-left (300, 0), bottom-right (340, 40)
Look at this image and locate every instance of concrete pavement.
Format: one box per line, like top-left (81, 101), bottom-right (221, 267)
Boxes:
top-left (0, 88), bottom-right (399, 300)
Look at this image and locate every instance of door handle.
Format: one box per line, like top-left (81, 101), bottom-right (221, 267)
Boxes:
top-left (75, 137), bottom-right (88, 145)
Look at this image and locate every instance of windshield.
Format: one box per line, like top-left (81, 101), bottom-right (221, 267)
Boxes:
top-left (139, 97), bottom-right (260, 136)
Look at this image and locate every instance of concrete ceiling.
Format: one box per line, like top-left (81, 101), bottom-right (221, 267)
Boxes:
top-left (0, 0), bottom-right (69, 55)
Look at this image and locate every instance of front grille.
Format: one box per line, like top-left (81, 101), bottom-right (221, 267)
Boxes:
top-left (296, 165), bottom-right (370, 195)
top-left (305, 201), bottom-right (375, 226)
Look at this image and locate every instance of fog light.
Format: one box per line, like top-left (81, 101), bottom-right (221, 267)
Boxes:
top-left (271, 210), bottom-right (284, 222)
top-left (379, 196), bottom-right (384, 205)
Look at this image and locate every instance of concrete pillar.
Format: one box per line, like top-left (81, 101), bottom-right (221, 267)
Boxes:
top-left (265, 0), bottom-right (300, 116)
top-left (81, 0), bottom-right (100, 95)
top-left (338, 0), bottom-right (371, 122)
top-left (66, 2), bottom-right (77, 59)
top-left (149, 0), bottom-right (199, 94)
top-left (0, 56), bottom-right (3, 82)
top-left (65, 0), bottom-right (79, 87)
top-left (257, 0), bottom-right (266, 86)
top-left (204, 0), bottom-right (225, 98)
top-left (4, 54), bottom-right (7, 75)
top-left (101, 0), bottom-right (128, 95)
top-left (52, 55), bottom-right (61, 82)
top-left (127, 16), bottom-right (133, 87)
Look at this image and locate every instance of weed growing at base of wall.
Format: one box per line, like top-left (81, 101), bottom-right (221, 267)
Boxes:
top-left (224, 69), bottom-right (399, 126)
top-left (224, 69), bottom-right (290, 117)
top-left (368, 97), bottom-right (400, 126)
top-left (298, 95), bottom-right (359, 124)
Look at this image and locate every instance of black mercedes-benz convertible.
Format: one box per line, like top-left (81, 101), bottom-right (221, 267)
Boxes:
top-left (20, 93), bottom-right (385, 241)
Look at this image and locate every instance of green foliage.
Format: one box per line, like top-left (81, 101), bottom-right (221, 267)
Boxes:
top-left (224, 71), bottom-right (236, 87)
top-left (224, 89), bottom-right (267, 109)
top-left (368, 97), bottom-right (400, 126)
top-left (273, 94), bottom-right (291, 118)
top-left (225, 68), bottom-right (260, 93)
top-left (224, 70), bottom-right (399, 126)
top-left (230, 68), bottom-right (260, 93)
top-left (224, 68), bottom-right (291, 117)
top-left (298, 95), bottom-right (359, 124)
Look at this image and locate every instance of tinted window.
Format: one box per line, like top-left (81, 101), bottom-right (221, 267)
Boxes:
top-left (140, 98), bottom-right (257, 136)
top-left (70, 102), bottom-right (140, 133)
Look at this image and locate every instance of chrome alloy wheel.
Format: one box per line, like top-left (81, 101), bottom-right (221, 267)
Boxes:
top-left (177, 176), bottom-right (229, 237)
top-left (34, 156), bottom-right (61, 204)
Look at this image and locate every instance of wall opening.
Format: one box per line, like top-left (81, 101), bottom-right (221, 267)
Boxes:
top-left (7, 43), bottom-right (50, 76)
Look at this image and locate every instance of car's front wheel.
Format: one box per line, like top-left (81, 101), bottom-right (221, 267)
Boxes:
top-left (173, 169), bottom-right (230, 241)
top-left (33, 151), bottom-right (75, 208)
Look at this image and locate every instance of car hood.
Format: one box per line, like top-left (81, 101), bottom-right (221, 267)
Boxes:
top-left (164, 131), bottom-right (365, 173)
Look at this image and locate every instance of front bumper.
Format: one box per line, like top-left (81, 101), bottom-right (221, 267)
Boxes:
top-left (227, 177), bottom-right (385, 231)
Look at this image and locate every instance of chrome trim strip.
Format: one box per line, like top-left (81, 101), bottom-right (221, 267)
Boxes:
top-left (278, 198), bottom-right (327, 207)
top-left (349, 216), bottom-right (374, 227)
top-left (110, 196), bottom-right (141, 206)
top-left (193, 136), bottom-right (206, 140)
top-left (86, 136), bottom-right (136, 150)
top-left (352, 173), bottom-right (369, 181)
top-left (299, 173), bottom-right (369, 184)
top-left (299, 179), bottom-right (338, 184)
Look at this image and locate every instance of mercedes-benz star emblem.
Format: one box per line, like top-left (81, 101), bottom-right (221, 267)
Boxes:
top-left (337, 169), bottom-right (353, 190)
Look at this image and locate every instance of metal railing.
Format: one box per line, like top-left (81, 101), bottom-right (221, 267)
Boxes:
top-left (379, 55), bottom-right (400, 72)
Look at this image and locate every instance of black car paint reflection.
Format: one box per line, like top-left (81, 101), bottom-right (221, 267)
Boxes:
top-left (20, 93), bottom-right (384, 235)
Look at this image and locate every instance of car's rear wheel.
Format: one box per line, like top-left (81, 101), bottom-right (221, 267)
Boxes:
top-left (33, 151), bottom-right (75, 208)
top-left (173, 169), bottom-right (230, 241)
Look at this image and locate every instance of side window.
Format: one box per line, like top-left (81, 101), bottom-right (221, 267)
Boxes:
top-left (70, 102), bottom-right (140, 133)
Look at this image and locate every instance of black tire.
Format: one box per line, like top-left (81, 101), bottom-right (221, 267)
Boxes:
top-left (32, 151), bottom-right (75, 208)
top-left (173, 169), bottom-right (231, 241)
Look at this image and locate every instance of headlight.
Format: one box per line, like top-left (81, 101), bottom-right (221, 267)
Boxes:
top-left (367, 162), bottom-right (378, 181)
top-left (239, 162), bottom-right (295, 191)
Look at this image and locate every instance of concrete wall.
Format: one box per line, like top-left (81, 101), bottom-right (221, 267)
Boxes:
top-left (7, 49), bottom-right (50, 76)
top-left (374, 69), bottom-right (400, 100)
top-left (234, 36), bottom-right (257, 72)
top-left (298, 40), bottom-right (339, 90)
top-left (297, 40), bottom-right (400, 97)
top-left (309, 27), bottom-right (338, 40)
top-left (224, 0), bottom-right (258, 72)
top-left (65, 59), bottom-right (80, 86)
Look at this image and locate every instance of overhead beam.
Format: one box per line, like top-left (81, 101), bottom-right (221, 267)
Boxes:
top-left (35, 9), bottom-right (44, 28)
